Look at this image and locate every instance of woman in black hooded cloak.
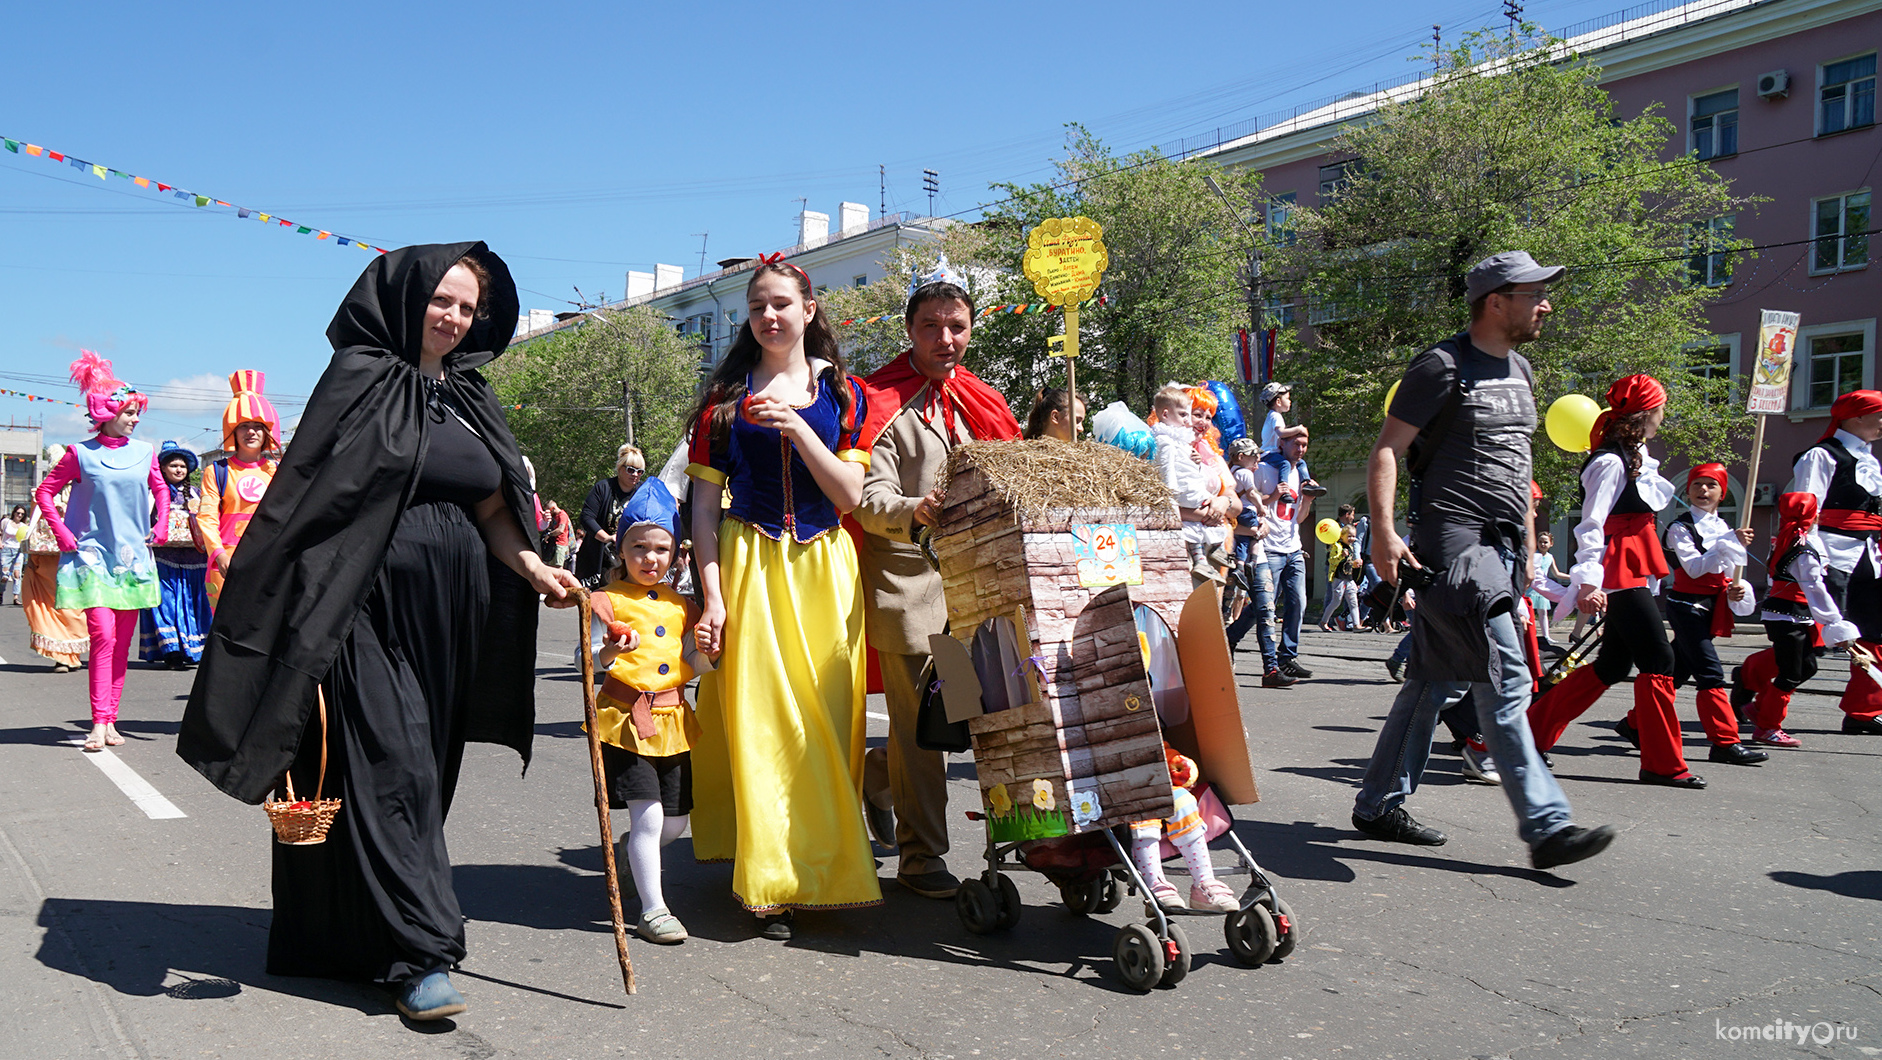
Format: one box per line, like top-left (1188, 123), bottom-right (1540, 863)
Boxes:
top-left (177, 243), bottom-right (579, 1020)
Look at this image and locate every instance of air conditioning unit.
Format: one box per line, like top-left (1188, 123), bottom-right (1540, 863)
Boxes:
top-left (1754, 483), bottom-right (1775, 506)
top-left (1757, 70), bottom-right (1790, 99)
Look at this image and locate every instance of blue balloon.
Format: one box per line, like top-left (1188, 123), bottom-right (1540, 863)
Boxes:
top-left (1090, 401), bottom-right (1157, 459)
top-left (1205, 380), bottom-right (1247, 444)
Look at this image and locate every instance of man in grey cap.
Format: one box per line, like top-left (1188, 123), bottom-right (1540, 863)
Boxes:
top-left (1350, 250), bottom-right (1617, 872)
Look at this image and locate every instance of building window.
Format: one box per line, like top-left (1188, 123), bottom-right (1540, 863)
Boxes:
top-left (1685, 343), bottom-right (1732, 380)
top-left (1691, 89), bottom-right (1738, 159)
top-left (1265, 192), bottom-right (1296, 247)
top-left (1317, 162), bottom-right (1359, 204)
top-left (1820, 53), bottom-right (1876, 136)
top-left (1263, 295), bottom-right (1296, 330)
top-left (1689, 215), bottom-right (1735, 286)
top-left (1812, 191), bottom-right (1870, 273)
top-left (853, 274), bottom-right (868, 287)
top-left (1807, 331), bottom-right (1868, 408)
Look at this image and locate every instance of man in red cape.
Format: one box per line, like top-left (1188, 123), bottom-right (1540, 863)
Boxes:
top-left (848, 256), bottom-right (1020, 900)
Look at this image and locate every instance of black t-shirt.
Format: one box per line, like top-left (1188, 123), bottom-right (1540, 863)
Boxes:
top-left (1389, 334), bottom-right (1536, 561)
top-left (411, 404), bottom-right (502, 508)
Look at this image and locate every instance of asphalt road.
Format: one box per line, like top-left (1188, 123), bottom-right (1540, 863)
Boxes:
top-left (1, 601), bottom-right (1877, 1060)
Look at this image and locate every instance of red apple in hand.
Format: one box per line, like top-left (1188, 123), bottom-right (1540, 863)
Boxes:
top-left (607, 620), bottom-right (632, 643)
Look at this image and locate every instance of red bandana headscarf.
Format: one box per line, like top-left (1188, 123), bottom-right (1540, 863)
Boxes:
top-left (862, 352), bottom-right (1020, 449)
top-left (1687, 462), bottom-right (1727, 490)
top-left (1824, 389), bottom-right (1882, 440)
top-left (1590, 373), bottom-right (1667, 449)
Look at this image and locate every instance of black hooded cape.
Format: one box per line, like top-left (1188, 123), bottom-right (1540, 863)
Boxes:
top-left (177, 241), bottom-right (543, 804)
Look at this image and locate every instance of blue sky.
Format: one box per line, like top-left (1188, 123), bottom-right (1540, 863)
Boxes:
top-left (3, 0), bottom-right (1637, 447)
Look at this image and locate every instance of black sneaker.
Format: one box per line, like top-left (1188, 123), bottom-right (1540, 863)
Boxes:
top-left (1263, 668), bottom-right (1298, 688)
top-left (898, 869), bottom-right (961, 899)
top-left (1614, 716), bottom-right (1640, 749)
top-left (1282, 659), bottom-right (1315, 679)
top-left (1531, 824), bottom-right (1617, 870)
top-left (757, 911), bottom-right (794, 940)
top-left (1300, 480), bottom-right (1329, 497)
top-left (1351, 806), bottom-right (1447, 846)
top-left (1842, 714), bottom-right (1882, 735)
top-left (1385, 658), bottom-right (1403, 683)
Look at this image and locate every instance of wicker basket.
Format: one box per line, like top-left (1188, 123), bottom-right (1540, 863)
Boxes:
top-left (263, 692), bottom-right (340, 845)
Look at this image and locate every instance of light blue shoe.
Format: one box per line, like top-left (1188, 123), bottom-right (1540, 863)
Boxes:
top-left (396, 969), bottom-right (466, 1021)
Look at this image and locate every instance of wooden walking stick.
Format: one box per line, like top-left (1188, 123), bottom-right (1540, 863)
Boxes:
top-left (575, 588), bottom-right (636, 996)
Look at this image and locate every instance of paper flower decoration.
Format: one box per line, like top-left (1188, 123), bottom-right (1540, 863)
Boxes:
top-left (987, 783), bottom-right (1012, 816)
top-left (1068, 786), bottom-right (1102, 827)
top-left (1031, 778), bottom-right (1056, 812)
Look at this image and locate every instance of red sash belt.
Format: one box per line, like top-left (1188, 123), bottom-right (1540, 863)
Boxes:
top-left (1601, 511), bottom-right (1669, 588)
top-left (1820, 509), bottom-right (1882, 534)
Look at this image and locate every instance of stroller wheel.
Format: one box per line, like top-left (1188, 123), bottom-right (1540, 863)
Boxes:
top-left (1270, 895), bottom-right (1300, 960)
top-left (1111, 924), bottom-right (1166, 992)
top-left (1060, 877), bottom-right (1101, 917)
top-left (994, 873), bottom-right (1022, 931)
top-left (956, 878), bottom-right (1001, 935)
top-left (1158, 922), bottom-right (1192, 987)
top-left (1226, 904), bottom-right (1279, 966)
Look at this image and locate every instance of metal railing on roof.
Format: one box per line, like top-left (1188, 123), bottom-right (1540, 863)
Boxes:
top-left (1170, 0), bottom-right (1767, 162)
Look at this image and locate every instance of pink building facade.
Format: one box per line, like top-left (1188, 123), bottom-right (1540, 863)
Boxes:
top-left (1208, 0), bottom-right (1878, 583)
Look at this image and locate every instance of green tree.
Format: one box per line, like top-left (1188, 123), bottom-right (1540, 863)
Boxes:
top-left (486, 305), bottom-right (703, 509)
top-left (820, 127), bottom-right (1261, 415)
top-left (1264, 28), bottom-right (1753, 504)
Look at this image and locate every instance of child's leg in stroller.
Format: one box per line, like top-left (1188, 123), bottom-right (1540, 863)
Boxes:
top-left (1129, 820), bottom-right (1182, 909)
top-left (1168, 787), bottom-right (1237, 912)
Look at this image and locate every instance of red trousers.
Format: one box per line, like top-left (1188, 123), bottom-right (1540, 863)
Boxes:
top-left (1529, 667), bottom-right (1690, 775)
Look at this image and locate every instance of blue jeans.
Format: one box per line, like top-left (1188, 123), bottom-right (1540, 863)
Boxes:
top-left (1226, 545), bottom-right (1278, 669)
top-left (1262, 549), bottom-right (1306, 663)
top-left (1354, 599), bottom-right (1573, 849)
top-left (1388, 631), bottom-right (1412, 669)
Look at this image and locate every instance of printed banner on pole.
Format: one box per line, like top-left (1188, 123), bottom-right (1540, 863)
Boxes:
top-left (1747, 309), bottom-right (1800, 415)
top-left (1233, 328), bottom-right (1254, 384)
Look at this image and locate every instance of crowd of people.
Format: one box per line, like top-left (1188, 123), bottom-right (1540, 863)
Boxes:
top-left (15, 242), bottom-right (1879, 1023)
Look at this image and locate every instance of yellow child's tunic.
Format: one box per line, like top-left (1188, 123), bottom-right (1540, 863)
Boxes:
top-left (592, 580), bottom-right (703, 757)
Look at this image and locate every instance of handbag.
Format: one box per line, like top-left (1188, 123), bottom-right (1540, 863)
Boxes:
top-left (913, 657), bottom-right (971, 753)
top-left (262, 692), bottom-right (342, 845)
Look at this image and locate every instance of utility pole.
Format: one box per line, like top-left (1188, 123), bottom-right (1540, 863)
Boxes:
top-left (621, 379), bottom-right (635, 446)
top-left (692, 232), bottom-right (709, 277)
top-left (879, 164), bottom-right (887, 220)
top-left (922, 169), bottom-right (939, 219)
top-left (1432, 25), bottom-right (1442, 74)
top-left (1503, 0), bottom-right (1522, 36)
top-left (1205, 174), bottom-right (1265, 410)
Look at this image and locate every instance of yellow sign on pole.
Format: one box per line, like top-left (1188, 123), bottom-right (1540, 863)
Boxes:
top-left (1023, 217), bottom-right (1108, 438)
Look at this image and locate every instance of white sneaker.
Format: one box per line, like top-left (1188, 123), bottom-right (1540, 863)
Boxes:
top-left (1460, 743), bottom-right (1501, 785)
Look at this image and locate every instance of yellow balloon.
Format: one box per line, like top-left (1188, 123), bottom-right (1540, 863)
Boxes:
top-left (1315, 518), bottom-right (1341, 545)
top-left (1546, 394), bottom-right (1602, 453)
top-left (1383, 379), bottom-right (1401, 418)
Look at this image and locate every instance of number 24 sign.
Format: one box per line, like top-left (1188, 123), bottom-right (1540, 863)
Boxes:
top-left (1071, 523), bottom-right (1142, 587)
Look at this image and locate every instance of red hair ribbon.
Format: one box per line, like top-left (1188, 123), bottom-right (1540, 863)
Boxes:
top-left (1591, 373), bottom-right (1667, 449)
top-left (755, 252), bottom-right (813, 293)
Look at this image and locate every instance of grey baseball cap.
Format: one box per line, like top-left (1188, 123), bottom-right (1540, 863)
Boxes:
top-left (1259, 381), bottom-right (1292, 405)
top-left (1465, 251), bottom-right (1565, 304)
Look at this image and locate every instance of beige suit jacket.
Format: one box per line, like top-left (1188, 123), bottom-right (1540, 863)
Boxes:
top-left (853, 392), bottom-right (963, 656)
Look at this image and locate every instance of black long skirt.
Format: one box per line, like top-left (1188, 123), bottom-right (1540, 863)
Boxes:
top-left (267, 500), bottom-right (489, 984)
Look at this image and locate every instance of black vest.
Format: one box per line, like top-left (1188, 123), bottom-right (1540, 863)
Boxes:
top-left (1580, 443), bottom-right (1650, 515)
top-left (1796, 437), bottom-right (1880, 516)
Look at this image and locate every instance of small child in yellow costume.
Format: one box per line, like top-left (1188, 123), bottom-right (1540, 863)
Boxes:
top-left (590, 478), bottom-right (714, 944)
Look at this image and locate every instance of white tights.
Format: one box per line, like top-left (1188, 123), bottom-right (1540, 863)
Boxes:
top-left (622, 800), bottom-right (687, 916)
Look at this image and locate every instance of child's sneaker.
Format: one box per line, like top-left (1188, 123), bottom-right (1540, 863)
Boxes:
top-left (1753, 728), bottom-right (1802, 748)
top-left (637, 907), bottom-right (688, 944)
top-left (1144, 878), bottom-right (1184, 913)
top-left (1188, 879), bottom-right (1239, 913)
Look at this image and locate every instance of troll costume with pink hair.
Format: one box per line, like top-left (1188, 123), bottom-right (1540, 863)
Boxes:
top-left (34, 351), bottom-right (167, 742)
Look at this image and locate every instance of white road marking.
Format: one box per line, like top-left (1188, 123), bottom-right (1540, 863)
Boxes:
top-left (64, 740), bottom-right (187, 819)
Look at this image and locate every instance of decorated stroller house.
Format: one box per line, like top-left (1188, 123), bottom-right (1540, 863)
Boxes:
top-left (929, 439), bottom-right (1300, 992)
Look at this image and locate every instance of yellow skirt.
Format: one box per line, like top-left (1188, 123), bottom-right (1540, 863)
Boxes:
top-left (691, 520), bottom-right (882, 912)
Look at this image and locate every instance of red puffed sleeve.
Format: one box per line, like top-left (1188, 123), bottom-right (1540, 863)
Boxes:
top-left (836, 377), bottom-right (872, 467)
top-left (685, 406), bottom-right (726, 488)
